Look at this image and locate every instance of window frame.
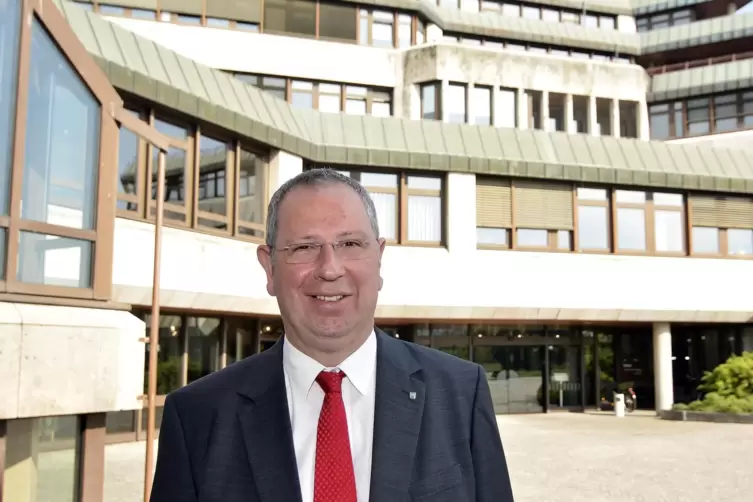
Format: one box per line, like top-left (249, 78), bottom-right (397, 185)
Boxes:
top-left (2, 0), bottom-right (125, 301)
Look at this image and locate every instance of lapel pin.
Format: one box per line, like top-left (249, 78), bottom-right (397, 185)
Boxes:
top-left (409, 392), bottom-right (416, 400)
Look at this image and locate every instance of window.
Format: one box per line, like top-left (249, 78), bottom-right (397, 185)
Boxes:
top-left (497, 88), bottom-right (516, 128)
top-left (576, 188), bottom-right (610, 251)
top-left (513, 180), bottom-right (573, 251)
top-left (651, 92), bottom-right (753, 139)
top-left (407, 176), bottom-right (442, 243)
top-left (318, 2), bottom-right (357, 41)
top-left (196, 130), bottom-right (229, 231)
top-left (446, 83), bottom-right (467, 124)
top-left (471, 86), bottom-right (492, 125)
top-left (332, 169), bottom-right (443, 245)
top-left (371, 10), bottom-right (394, 48)
top-left (690, 195), bottom-right (753, 256)
top-left (614, 190), bottom-right (685, 254)
top-left (263, 0), bottom-right (316, 37)
top-left (237, 148), bottom-right (266, 239)
top-left (152, 117), bottom-right (191, 223)
top-left (117, 109), bottom-right (141, 212)
top-left (5, 415), bottom-right (82, 502)
top-left (421, 82), bottom-right (440, 120)
top-left (291, 80), bottom-right (314, 109)
top-left (476, 178), bottom-right (511, 248)
top-left (0, 0), bottom-right (21, 219)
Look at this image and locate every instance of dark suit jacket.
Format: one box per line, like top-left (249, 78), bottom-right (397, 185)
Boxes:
top-left (150, 329), bottom-right (515, 502)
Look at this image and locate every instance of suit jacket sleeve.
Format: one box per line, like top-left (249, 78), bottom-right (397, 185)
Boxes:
top-left (471, 364), bottom-right (515, 502)
top-left (150, 395), bottom-right (198, 502)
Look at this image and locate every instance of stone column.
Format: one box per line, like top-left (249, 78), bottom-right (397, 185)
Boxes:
top-left (588, 95), bottom-right (598, 136)
top-left (611, 99), bottom-right (621, 138)
top-left (653, 322), bottom-right (674, 412)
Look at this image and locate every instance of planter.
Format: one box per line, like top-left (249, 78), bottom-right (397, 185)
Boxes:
top-left (659, 409), bottom-right (753, 424)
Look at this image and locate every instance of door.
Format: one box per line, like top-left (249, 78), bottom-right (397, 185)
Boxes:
top-left (474, 345), bottom-right (546, 414)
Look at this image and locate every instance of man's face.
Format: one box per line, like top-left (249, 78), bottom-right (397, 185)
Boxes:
top-left (257, 183), bottom-right (385, 353)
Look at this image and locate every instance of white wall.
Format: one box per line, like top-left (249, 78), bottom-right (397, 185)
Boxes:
top-left (110, 153), bottom-right (753, 323)
top-left (105, 17), bottom-right (399, 88)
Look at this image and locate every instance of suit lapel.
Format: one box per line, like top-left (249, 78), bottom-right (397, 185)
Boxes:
top-left (369, 330), bottom-right (425, 502)
top-left (236, 340), bottom-right (303, 502)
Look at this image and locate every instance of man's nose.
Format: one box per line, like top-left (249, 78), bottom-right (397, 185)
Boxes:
top-left (315, 243), bottom-right (346, 281)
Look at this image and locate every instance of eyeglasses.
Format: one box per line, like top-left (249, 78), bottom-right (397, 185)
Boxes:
top-left (276, 239), bottom-right (374, 264)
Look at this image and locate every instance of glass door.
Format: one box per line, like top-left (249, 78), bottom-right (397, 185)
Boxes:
top-left (474, 345), bottom-right (546, 414)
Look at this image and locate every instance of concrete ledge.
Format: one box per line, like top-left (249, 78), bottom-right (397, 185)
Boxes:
top-left (659, 410), bottom-right (753, 424)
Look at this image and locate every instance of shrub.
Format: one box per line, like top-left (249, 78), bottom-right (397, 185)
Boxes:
top-left (683, 352), bottom-right (753, 414)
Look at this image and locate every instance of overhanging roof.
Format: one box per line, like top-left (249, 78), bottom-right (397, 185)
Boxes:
top-left (631, 0), bottom-right (710, 16)
top-left (54, 0), bottom-right (753, 195)
top-left (641, 11), bottom-right (753, 53)
top-left (649, 58), bottom-right (753, 101)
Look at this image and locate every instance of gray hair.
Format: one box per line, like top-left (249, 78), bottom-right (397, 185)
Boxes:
top-left (265, 168), bottom-right (381, 248)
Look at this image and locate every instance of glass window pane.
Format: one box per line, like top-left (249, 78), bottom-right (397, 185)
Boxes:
top-left (472, 86), bottom-right (491, 125)
top-left (6, 416), bottom-right (80, 502)
top-left (692, 226), bottom-right (719, 254)
top-left (577, 205), bottom-right (609, 249)
top-left (557, 230), bottom-right (571, 250)
top-left (369, 191), bottom-right (397, 240)
top-left (371, 101), bottom-right (391, 117)
top-left (654, 210), bottom-right (684, 252)
top-left (0, 0), bottom-right (21, 216)
top-left (22, 18), bottom-right (100, 231)
top-left (264, 0), bottom-right (316, 36)
top-left (408, 175), bottom-right (441, 190)
top-left (654, 192), bottom-right (683, 206)
top-left (446, 84), bottom-right (466, 124)
top-left (477, 227), bottom-right (508, 246)
top-left (617, 207), bottom-right (646, 250)
top-left (615, 189), bottom-right (645, 203)
top-left (318, 2), bottom-right (357, 41)
top-left (728, 229), bottom-right (753, 256)
top-left (517, 228), bottom-right (548, 247)
top-left (0, 227), bottom-right (5, 279)
top-left (360, 172), bottom-right (397, 188)
top-left (372, 10), bottom-right (394, 48)
top-left (197, 134), bottom-right (227, 220)
top-left (237, 149), bottom-right (263, 227)
top-left (421, 84), bottom-right (436, 120)
top-left (117, 118), bottom-right (139, 209)
top-left (408, 195), bottom-right (441, 242)
top-left (576, 187), bottom-right (607, 201)
top-left (188, 317), bottom-right (222, 383)
top-left (345, 99), bottom-right (366, 115)
top-left (17, 231), bottom-right (92, 288)
top-left (497, 88), bottom-right (516, 128)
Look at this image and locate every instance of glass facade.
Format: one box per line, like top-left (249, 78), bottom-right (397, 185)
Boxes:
top-left (3, 415), bottom-right (81, 502)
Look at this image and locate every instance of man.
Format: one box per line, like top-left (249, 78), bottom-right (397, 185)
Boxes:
top-left (151, 168), bottom-right (515, 502)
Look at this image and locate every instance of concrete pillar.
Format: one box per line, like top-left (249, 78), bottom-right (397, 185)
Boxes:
top-left (268, 150), bottom-right (304, 194)
top-left (426, 23), bottom-right (443, 43)
top-left (446, 172), bottom-right (477, 254)
top-left (638, 100), bottom-right (651, 141)
top-left (540, 90), bottom-right (549, 131)
top-left (440, 79), bottom-right (451, 123)
top-left (491, 85), bottom-right (501, 127)
top-left (516, 88), bottom-right (527, 129)
top-left (565, 94), bottom-right (576, 134)
top-left (588, 95), bottom-right (598, 136)
top-left (653, 322), bottom-right (674, 411)
top-left (611, 99), bottom-right (621, 138)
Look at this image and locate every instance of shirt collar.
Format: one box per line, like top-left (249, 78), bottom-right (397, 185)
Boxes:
top-left (283, 330), bottom-right (377, 397)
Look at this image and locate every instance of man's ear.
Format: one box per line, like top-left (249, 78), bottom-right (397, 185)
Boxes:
top-left (257, 245), bottom-right (276, 296)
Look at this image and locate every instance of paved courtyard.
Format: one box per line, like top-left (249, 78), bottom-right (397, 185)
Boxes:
top-left (104, 412), bottom-right (753, 502)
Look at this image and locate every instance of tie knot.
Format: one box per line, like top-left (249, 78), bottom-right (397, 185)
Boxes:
top-left (316, 370), bottom-right (346, 394)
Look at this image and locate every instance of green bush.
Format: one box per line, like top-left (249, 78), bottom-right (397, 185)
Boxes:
top-left (683, 351), bottom-right (753, 414)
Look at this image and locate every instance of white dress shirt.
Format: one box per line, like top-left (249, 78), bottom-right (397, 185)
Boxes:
top-left (282, 331), bottom-right (377, 502)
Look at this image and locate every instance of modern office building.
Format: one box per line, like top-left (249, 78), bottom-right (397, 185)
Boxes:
top-left (2, 0), bottom-right (753, 499)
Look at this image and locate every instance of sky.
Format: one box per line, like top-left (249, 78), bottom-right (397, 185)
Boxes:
top-left (740, 1), bottom-right (753, 13)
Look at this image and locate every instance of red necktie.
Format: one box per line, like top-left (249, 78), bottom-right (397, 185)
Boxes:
top-left (314, 370), bottom-right (357, 502)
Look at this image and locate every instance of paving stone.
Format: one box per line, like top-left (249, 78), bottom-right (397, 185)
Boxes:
top-left (103, 412), bottom-right (753, 502)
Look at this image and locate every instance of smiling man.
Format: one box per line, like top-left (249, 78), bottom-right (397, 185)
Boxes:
top-left (150, 168), bottom-right (515, 502)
